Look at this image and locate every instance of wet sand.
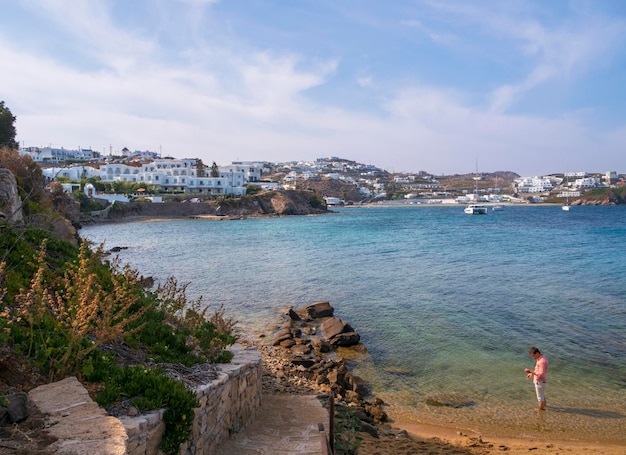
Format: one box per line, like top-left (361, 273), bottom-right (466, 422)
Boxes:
top-left (357, 420), bottom-right (626, 454)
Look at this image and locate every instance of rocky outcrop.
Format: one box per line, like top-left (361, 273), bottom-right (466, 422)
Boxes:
top-left (87, 200), bottom-right (219, 221)
top-left (83, 190), bottom-right (329, 223)
top-left (217, 190), bottom-right (328, 217)
top-left (28, 213), bottom-right (78, 247)
top-left (573, 188), bottom-right (626, 206)
top-left (296, 178), bottom-right (365, 203)
top-left (0, 168), bottom-right (78, 244)
top-left (265, 302), bottom-right (387, 437)
top-left (0, 167), bottom-right (23, 224)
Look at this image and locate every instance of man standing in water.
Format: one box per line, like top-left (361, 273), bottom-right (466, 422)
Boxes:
top-left (524, 346), bottom-right (548, 411)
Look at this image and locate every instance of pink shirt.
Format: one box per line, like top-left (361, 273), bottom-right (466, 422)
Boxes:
top-left (534, 355), bottom-right (548, 383)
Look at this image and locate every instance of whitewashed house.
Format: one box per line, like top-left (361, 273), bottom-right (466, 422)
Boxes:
top-left (20, 146), bottom-right (100, 162)
top-left (98, 158), bottom-right (256, 196)
top-left (514, 176), bottom-right (554, 193)
top-left (42, 166), bottom-right (100, 181)
top-left (573, 177), bottom-right (600, 189)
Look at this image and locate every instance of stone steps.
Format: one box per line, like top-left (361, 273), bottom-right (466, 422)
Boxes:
top-left (215, 394), bottom-right (328, 455)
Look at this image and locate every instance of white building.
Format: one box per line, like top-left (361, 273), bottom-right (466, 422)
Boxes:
top-left (42, 166), bottom-right (100, 181)
top-left (20, 146), bottom-right (100, 162)
top-left (573, 177), bottom-right (600, 189)
top-left (324, 197), bottom-right (343, 206)
top-left (45, 158), bottom-right (261, 197)
top-left (558, 190), bottom-right (582, 198)
top-left (220, 164), bottom-right (261, 183)
top-left (514, 176), bottom-right (554, 193)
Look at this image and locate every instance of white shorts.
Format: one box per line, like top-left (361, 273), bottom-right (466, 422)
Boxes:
top-left (534, 381), bottom-right (546, 402)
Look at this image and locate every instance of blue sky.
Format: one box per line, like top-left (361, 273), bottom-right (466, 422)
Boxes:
top-left (2, 0), bottom-right (626, 175)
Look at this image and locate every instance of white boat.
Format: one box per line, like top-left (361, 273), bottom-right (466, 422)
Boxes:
top-left (465, 161), bottom-right (487, 215)
top-left (492, 204), bottom-right (505, 211)
top-left (465, 204), bottom-right (488, 215)
top-left (562, 193), bottom-right (571, 211)
top-left (562, 173), bottom-right (571, 211)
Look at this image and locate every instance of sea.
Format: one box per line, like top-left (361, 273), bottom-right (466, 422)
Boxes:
top-left (80, 205), bottom-right (626, 444)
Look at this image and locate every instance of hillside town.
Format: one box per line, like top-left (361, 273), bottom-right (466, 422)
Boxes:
top-left (19, 145), bottom-right (625, 206)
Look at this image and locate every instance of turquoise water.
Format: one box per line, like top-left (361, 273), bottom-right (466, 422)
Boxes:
top-left (81, 206), bottom-right (626, 443)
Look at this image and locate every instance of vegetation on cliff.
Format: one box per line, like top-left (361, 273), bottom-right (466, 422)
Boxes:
top-left (216, 189), bottom-right (327, 216)
top-left (1, 148), bottom-right (238, 453)
top-left (578, 187), bottom-right (626, 205)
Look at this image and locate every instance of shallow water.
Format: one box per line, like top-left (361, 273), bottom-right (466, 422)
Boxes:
top-left (81, 205), bottom-right (626, 444)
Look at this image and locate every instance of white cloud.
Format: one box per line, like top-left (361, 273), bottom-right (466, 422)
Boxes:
top-left (356, 76), bottom-right (373, 88)
top-left (2, 0), bottom-right (626, 175)
top-left (485, 12), bottom-right (626, 113)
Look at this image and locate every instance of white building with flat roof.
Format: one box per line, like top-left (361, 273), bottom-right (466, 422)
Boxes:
top-left (514, 176), bottom-right (554, 193)
top-left (45, 158), bottom-right (261, 196)
top-left (20, 146), bottom-right (100, 162)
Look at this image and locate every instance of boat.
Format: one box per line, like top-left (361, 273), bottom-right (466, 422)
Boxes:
top-left (465, 160), bottom-right (487, 215)
top-left (562, 173), bottom-right (571, 211)
top-left (465, 204), bottom-right (488, 215)
top-left (492, 204), bottom-right (505, 211)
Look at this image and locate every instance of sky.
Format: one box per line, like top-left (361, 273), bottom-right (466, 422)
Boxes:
top-left (2, 0), bottom-right (626, 176)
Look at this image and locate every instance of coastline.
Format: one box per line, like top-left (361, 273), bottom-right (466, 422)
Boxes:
top-left (246, 314), bottom-right (625, 455)
top-left (79, 203), bottom-right (571, 227)
top-left (387, 421), bottom-right (626, 455)
top-left (79, 213), bottom-right (625, 454)
top-left (79, 201), bottom-right (626, 229)
top-left (253, 336), bottom-right (626, 454)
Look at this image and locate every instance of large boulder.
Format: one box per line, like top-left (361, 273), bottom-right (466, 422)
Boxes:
top-left (320, 317), bottom-right (360, 347)
top-left (295, 301), bottom-right (334, 320)
top-left (310, 336), bottom-right (332, 353)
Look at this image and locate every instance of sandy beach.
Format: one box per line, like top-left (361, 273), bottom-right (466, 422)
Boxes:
top-left (255, 338), bottom-right (625, 455)
top-left (357, 432), bottom-right (626, 455)
top-left (373, 421), bottom-right (626, 455)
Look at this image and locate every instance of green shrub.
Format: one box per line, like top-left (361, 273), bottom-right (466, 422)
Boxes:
top-left (90, 364), bottom-right (199, 455)
top-left (76, 193), bottom-right (108, 212)
top-left (333, 405), bottom-right (362, 455)
top-left (244, 184), bottom-right (261, 195)
top-left (306, 193), bottom-right (325, 209)
top-left (1, 224), bottom-right (237, 454)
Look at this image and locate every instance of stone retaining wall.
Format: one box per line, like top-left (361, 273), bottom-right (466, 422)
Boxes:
top-left (28, 344), bottom-right (262, 455)
top-left (121, 344), bottom-right (262, 455)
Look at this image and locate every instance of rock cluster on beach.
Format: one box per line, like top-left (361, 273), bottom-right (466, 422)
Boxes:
top-left (254, 301), bottom-right (390, 438)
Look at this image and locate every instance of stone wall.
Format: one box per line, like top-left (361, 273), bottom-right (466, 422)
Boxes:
top-left (29, 376), bottom-right (128, 454)
top-left (120, 344), bottom-right (262, 455)
top-left (27, 344), bottom-right (262, 455)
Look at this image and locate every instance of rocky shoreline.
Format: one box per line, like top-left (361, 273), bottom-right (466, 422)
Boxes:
top-left (80, 189), bottom-right (330, 225)
top-left (242, 301), bottom-right (499, 453)
top-left (245, 302), bottom-right (626, 455)
top-left (253, 302), bottom-right (389, 436)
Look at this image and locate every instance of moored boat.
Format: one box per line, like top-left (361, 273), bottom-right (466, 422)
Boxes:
top-left (464, 160), bottom-right (487, 215)
top-left (464, 204), bottom-right (488, 215)
top-left (562, 173), bottom-right (571, 211)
